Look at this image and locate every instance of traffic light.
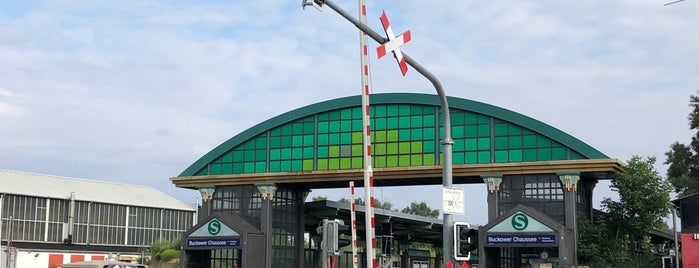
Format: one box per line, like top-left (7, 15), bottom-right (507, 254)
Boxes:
top-left (318, 219), bottom-right (352, 256)
top-left (454, 221), bottom-right (478, 261)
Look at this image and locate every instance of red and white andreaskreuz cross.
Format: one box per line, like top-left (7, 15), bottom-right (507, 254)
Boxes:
top-left (376, 11), bottom-right (411, 76)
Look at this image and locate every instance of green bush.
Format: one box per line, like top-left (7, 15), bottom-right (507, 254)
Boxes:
top-left (159, 249), bottom-right (181, 262)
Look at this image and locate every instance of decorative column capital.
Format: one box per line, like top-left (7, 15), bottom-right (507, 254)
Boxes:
top-left (255, 183), bottom-right (277, 200)
top-left (481, 174), bottom-right (503, 193)
top-left (196, 184), bottom-right (216, 202)
top-left (557, 172), bottom-right (581, 192)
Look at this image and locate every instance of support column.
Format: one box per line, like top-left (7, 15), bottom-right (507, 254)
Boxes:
top-left (481, 174), bottom-right (503, 221)
top-left (256, 183), bottom-right (277, 268)
top-left (196, 185), bottom-right (216, 221)
top-left (557, 172), bottom-right (580, 267)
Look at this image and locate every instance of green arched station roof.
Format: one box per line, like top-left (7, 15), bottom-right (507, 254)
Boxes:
top-left (173, 93), bottom-right (622, 189)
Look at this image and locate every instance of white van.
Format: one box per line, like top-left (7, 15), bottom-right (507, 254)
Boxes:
top-left (59, 260), bottom-right (148, 268)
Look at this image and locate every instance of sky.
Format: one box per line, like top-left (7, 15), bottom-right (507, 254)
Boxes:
top-left (1, 0), bottom-right (698, 226)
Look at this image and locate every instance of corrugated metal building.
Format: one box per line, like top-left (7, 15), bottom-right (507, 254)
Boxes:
top-left (0, 169), bottom-right (197, 268)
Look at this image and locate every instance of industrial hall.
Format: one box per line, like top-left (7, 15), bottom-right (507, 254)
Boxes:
top-left (170, 92), bottom-right (627, 268)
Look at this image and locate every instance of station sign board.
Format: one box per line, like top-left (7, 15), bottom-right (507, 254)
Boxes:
top-left (187, 238), bottom-right (241, 248)
top-left (485, 234), bottom-right (556, 245)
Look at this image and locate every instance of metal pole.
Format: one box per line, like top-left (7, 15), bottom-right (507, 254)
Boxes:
top-left (308, 1), bottom-right (454, 265)
top-left (672, 206), bottom-right (679, 268)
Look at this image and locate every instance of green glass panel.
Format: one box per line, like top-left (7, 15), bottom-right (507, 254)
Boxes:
top-left (387, 130), bottom-right (398, 142)
top-left (411, 154), bottom-right (423, 165)
top-left (571, 151), bottom-right (584, 159)
top-left (352, 119), bottom-right (362, 131)
top-left (292, 123), bottom-right (303, 135)
top-left (509, 150), bottom-right (523, 162)
top-left (352, 132), bottom-right (363, 143)
top-left (352, 145), bottom-right (362, 156)
top-left (509, 136), bottom-right (522, 149)
top-left (341, 120), bottom-right (351, 132)
top-left (399, 142), bottom-right (410, 154)
top-left (522, 128), bottom-right (533, 135)
top-left (281, 160), bottom-right (291, 171)
top-left (317, 159), bottom-right (328, 170)
top-left (477, 138), bottom-right (490, 150)
top-left (454, 139), bottom-right (465, 151)
top-left (387, 118), bottom-right (399, 129)
top-left (399, 117), bottom-right (411, 128)
top-left (244, 162), bottom-right (254, 173)
top-left (329, 133), bottom-right (340, 144)
top-left (411, 141), bottom-right (423, 153)
top-left (329, 110), bottom-right (341, 120)
top-left (424, 154), bottom-right (435, 165)
top-left (341, 133), bottom-right (351, 144)
top-left (387, 105), bottom-right (399, 116)
top-left (280, 124), bottom-right (291, 135)
top-left (453, 126), bottom-right (465, 138)
top-left (329, 159), bottom-right (339, 169)
top-left (222, 152), bottom-right (232, 162)
top-left (387, 143), bottom-right (398, 154)
top-left (538, 136), bottom-right (552, 147)
top-left (509, 125), bottom-right (522, 135)
top-left (329, 146), bottom-right (340, 157)
top-left (374, 156), bottom-right (386, 168)
top-left (280, 136), bottom-right (291, 147)
top-left (465, 113), bottom-right (477, 125)
top-left (209, 164), bottom-right (221, 175)
top-left (256, 137), bottom-right (266, 148)
top-left (464, 152), bottom-right (476, 163)
top-left (375, 105), bottom-right (386, 117)
top-left (270, 128), bottom-right (281, 136)
top-left (269, 162), bottom-right (280, 172)
top-left (318, 147), bottom-right (328, 158)
top-left (255, 150), bottom-right (266, 161)
top-left (494, 124), bottom-right (508, 136)
top-left (465, 139), bottom-right (477, 151)
top-left (340, 158), bottom-right (351, 169)
top-left (270, 137), bottom-right (281, 148)
top-left (375, 118), bottom-right (387, 130)
top-left (399, 129), bottom-right (411, 141)
top-left (424, 141), bottom-right (435, 152)
top-left (244, 150), bottom-right (255, 161)
top-left (376, 143), bottom-right (386, 155)
top-left (453, 152), bottom-right (464, 164)
top-left (292, 148), bottom-right (302, 159)
top-left (352, 157), bottom-right (362, 169)
top-left (233, 150), bottom-right (245, 162)
top-left (523, 135), bottom-right (537, 148)
top-left (538, 148), bottom-right (551, 161)
top-left (478, 124), bottom-right (490, 137)
top-left (399, 105), bottom-right (410, 116)
top-left (303, 159), bottom-right (313, 171)
top-left (304, 123), bottom-right (314, 134)
top-left (478, 151), bottom-right (491, 163)
top-left (411, 105), bottom-right (423, 115)
top-left (255, 162), bottom-right (265, 173)
top-left (495, 151), bottom-right (508, 163)
top-left (243, 141), bottom-right (254, 150)
top-left (523, 149), bottom-right (537, 161)
top-left (452, 112), bottom-right (465, 125)
top-left (270, 149), bottom-right (280, 160)
top-left (318, 113), bottom-right (328, 121)
top-left (411, 116), bottom-right (423, 128)
top-left (303, 147), bottom-right (313, 158)
top-left (399, 155), bottom-right (411, 166)
top-left (423, 114), bottom-right (435, 127)
top-left (478, 115), bottom-right (490, 124)
top-left (352, 107), bottom-right (362, 119)
top-left (318, 134), bottom-right (328, 145)
top-left (424, 128), bottom-right (435, 139)
top-left (233, 163), bottom-right (244, 173)
top-left (292, 160), bottom-right (302, 171)
top-left (292, 136), bottom-right (303, 147)
top-left (495, 137), bottom-right (508, 150)
top-left (387, 156), bottom-right (398, 167)
top-left (375, 130), bottom-right (386, 142)
top-left (222, 164), bottom-right (232, 174)
top-left (341, 109), bottom-right (352, 119)
top-left (552, 147), bottom-right (567, 160)
top-left (329, 121), bottom-right (340, 132)
top-left (465, 126), bottom-right (477, 138)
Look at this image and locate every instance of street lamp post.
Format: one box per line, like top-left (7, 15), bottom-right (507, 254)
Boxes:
top-left (303, 0), bottom-right (455, 266)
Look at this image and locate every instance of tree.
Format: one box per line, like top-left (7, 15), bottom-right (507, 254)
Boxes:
top-left (312, 196), bottom-right (327, 201)
top-left (400, 201), bottom-right (439, 218)
top-left (338, 197), bottom-right (394, 210)
top-left (578, 156), bottom-right (673, 267)
top-left (665, 92), bottom-right (699, 197)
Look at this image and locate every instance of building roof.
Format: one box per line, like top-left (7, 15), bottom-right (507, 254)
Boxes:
top-left (0, 169), bottom-right (195, 211)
